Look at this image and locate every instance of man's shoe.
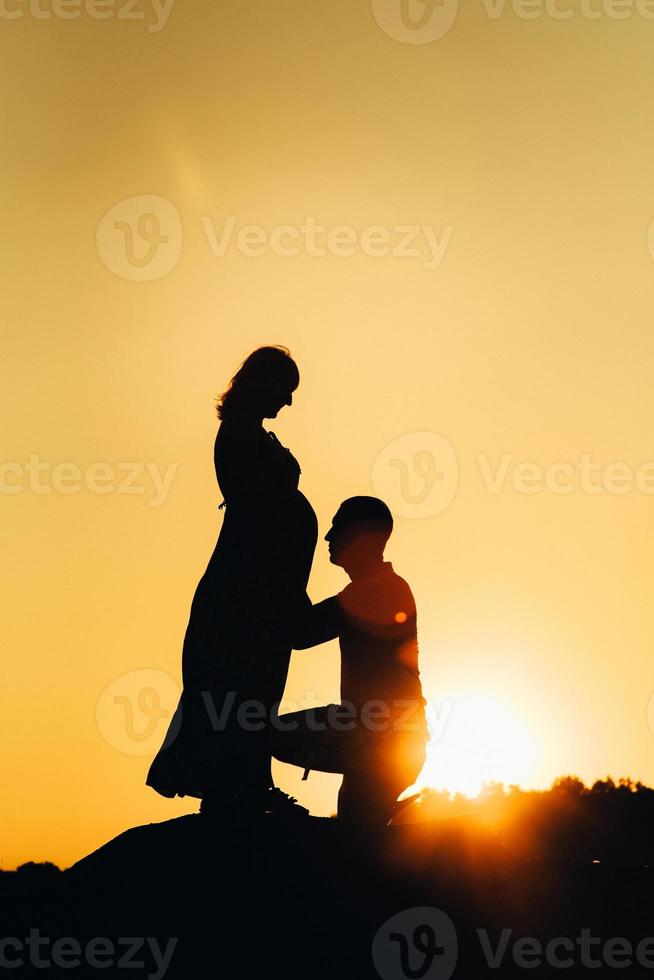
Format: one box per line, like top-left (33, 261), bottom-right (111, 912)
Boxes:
top-left (387, 792), bottom-right (422, 825)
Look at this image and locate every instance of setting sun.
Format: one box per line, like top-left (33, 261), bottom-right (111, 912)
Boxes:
top-left (416, 693), bottom-right (541, 799)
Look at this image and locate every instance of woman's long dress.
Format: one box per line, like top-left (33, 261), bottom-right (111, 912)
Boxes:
top-left (146, 418), bottom-right (318, 798)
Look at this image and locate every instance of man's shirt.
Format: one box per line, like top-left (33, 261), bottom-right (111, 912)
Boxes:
top-left (294, 562), bottom-right (426, 735)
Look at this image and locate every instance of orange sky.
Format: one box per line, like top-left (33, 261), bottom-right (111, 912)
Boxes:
top-left (3, 0), bottom-right (654, 869)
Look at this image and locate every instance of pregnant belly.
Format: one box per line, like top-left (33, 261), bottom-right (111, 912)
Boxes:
top-left (293, 490), bottom-right (318, 537)
top-left (203, 490), bottom-right (317, 591)
top-left (286, 490), bottom-right (318, 586)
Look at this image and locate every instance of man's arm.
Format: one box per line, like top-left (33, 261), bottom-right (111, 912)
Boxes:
top-left (292, 595), bottom-right (343, 650)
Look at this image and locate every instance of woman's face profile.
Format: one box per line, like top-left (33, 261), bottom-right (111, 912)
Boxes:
top-left (261, 380), bottom-right (297, 419)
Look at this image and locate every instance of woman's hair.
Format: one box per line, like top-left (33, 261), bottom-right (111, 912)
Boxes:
top-left (216, 346), bottom-right (300, 420)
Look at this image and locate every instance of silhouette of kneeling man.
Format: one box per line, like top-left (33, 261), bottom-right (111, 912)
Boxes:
top-left (273, 497), bottom-right (428, 827)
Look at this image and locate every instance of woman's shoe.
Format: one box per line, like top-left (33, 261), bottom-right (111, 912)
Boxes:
top-left (199, 792), bottom-right (243, 821)
top-left (263, 787), bottom-right (309, 818)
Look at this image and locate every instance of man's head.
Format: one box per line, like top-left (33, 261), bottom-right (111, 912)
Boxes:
top-left (325, 496), bottom-right (393, 573)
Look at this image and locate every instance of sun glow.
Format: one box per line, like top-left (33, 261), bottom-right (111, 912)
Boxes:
top-left (416, 693), bottom-right (540, 799)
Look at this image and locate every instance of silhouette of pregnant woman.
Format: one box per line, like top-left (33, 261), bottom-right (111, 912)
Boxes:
top-left (147, 346), bottom-right (318, 816)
